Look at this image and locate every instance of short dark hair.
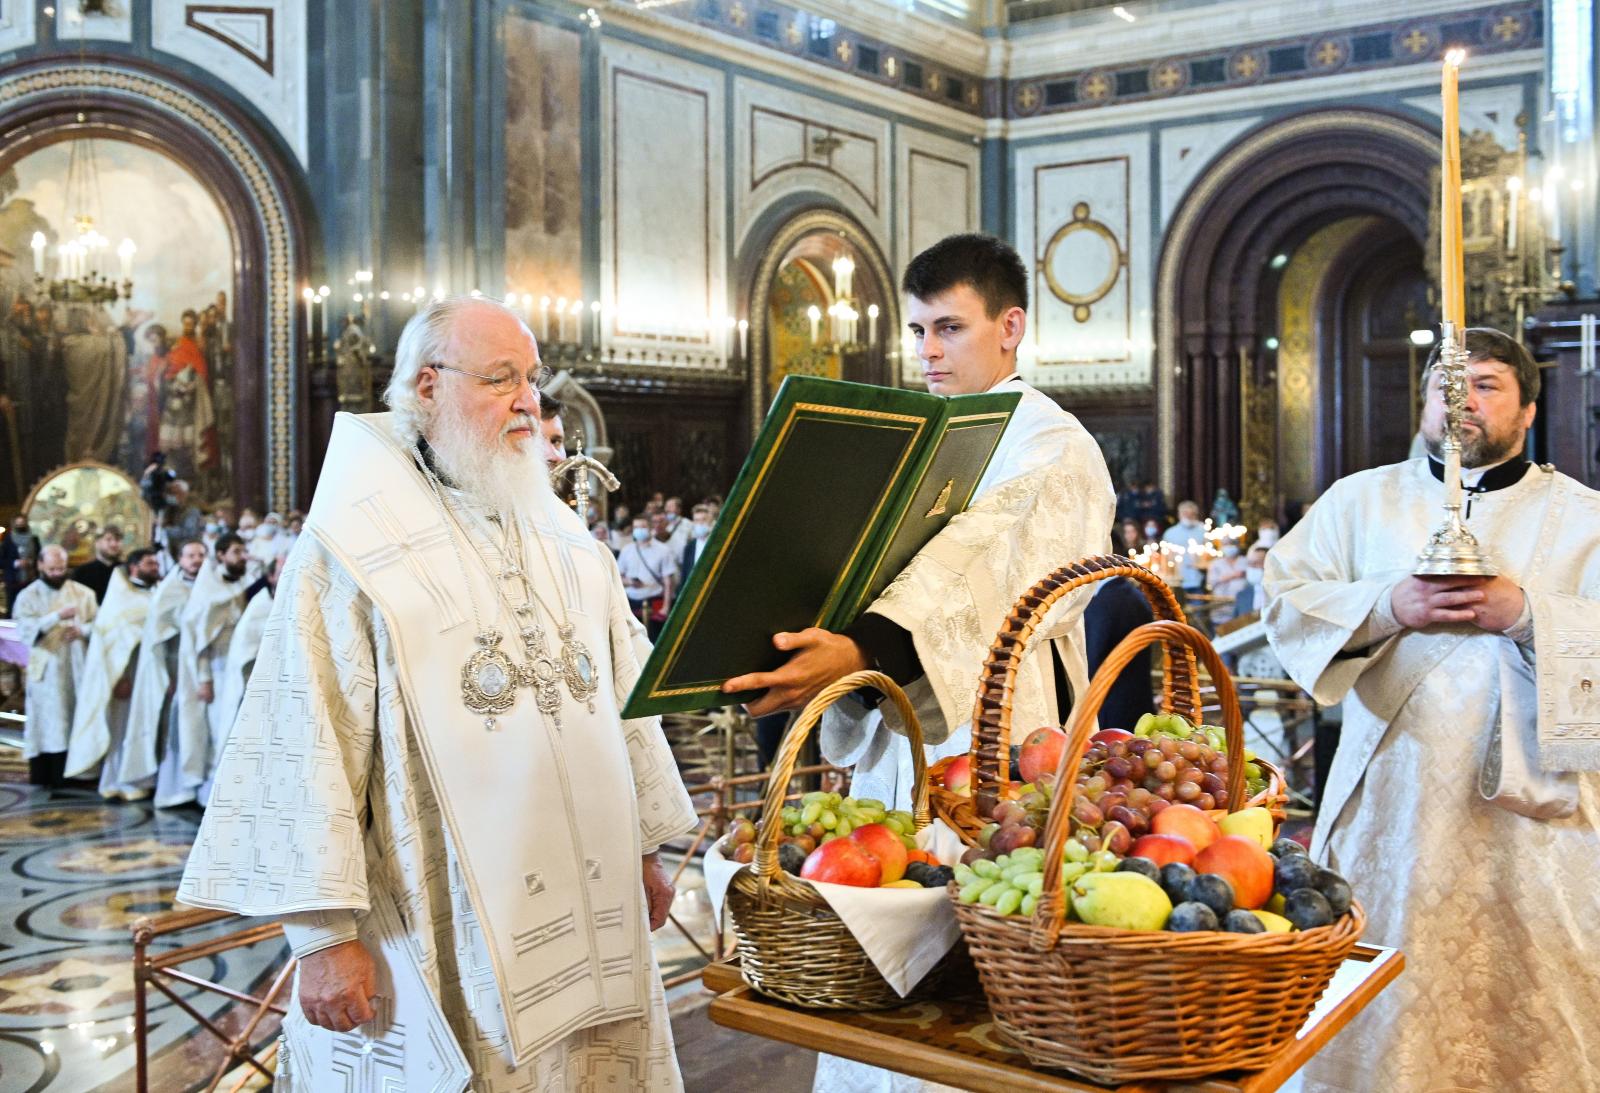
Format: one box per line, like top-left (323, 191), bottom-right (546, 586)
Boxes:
top-left (100, 525), bottom-right (124, 540)
top-left (178, 538), bottom-right (204, 555)
top-left (902, 233), bottom-right (1029, 319)
top-left (1424, 327), bottom-right (1540, 406)
top-left (125, 548), bottom-right (156, 570)
top-left (214, 532), bottom-right (245, 556)
top-left (539, 391), bottom-right (564, 422)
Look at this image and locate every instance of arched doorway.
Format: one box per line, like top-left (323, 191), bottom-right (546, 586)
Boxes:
top-left (0, 58), bottom-right (314, 512)
top-left (1156, 109), bottom-right (1435, 524)
top-left (741, 207), bottom-right (901, 436)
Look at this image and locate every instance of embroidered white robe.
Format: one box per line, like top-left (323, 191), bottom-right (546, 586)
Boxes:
top-left (178, 412), bottom-right (698, 1091)
top-left (123, 567), bottom-right (198, 806)
top-left (819, 376), bottom-right (1116, 810)
top-left (214, 586), bottom-right (272, 735)
top-left (176, 559), bottom-right (247, 800)
top-left (1263, 458), bottom-right (1600, 1092)
top-left (13, 578), bottom-right (98, 760)
top-left (65, 569), bottom-right (155, 795)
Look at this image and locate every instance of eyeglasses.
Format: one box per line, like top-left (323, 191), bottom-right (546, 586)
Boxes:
top-left (427, 361), bottom-right (550, 396)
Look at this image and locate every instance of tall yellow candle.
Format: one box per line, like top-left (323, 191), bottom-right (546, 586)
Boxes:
top-left (1440, 50), bottom-right (1466, 327)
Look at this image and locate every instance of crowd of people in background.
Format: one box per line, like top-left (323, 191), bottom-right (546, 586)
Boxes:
top-left (1, 479), bottom-right (288, 801)
top-left (574, 491), bottom-right (722, 639)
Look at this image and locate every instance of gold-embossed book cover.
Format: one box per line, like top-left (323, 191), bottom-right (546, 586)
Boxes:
top-left (621, 376), bottom-right (1017, 718)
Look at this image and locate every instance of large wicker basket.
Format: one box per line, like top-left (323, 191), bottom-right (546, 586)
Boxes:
top-left (950, 618), bottom-right (1363, 1083)
top-left (928, 554), bottom-right (1284, 844)
top-left (726, 670), bottom-right (967, 1009)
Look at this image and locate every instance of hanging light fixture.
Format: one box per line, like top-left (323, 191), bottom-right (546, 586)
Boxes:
top-left (34, 3), bottom-right (135, 305)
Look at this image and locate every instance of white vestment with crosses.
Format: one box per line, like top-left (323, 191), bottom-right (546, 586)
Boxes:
top-left (178, 412), bottom-right (698, 1091)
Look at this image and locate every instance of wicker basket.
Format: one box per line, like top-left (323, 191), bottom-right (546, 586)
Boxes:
top-left (726, 669), bottom-right (968, 1009)
top-left (950, 618), bottom-right (1362, 1082)
top-left (928, 553), bottom-right (1286, 844)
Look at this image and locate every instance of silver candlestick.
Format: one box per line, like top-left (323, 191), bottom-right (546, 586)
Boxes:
top-left (1414, 321), bottom-right (1497, 576)
top-left (550, 429), bottom-right (620, 527)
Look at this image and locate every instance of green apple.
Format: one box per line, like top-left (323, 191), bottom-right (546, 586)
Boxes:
top-left (1217, 806), bottom-right (1274, 849)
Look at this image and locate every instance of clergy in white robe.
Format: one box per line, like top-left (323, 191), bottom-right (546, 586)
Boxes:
top-left (65, 551), bottom-right (163, 798)
top-left (1263, 330), bottom-right (1600, 1092)
top-left (13, 545), bottom-right (98, 785)
top-left (213, 562), bottom-right (276, 740)
top-left (179, 297), bottom-right (698, 1091)
top-left (124, 540), bottom-right (207, 806)
top-left (727, 234), bottom-right (1115, 812)
top-left (179, 533), bottom-right (249, 804)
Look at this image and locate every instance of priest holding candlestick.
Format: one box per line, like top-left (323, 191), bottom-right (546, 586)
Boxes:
top-left (1262, 52), bottom-right (1600, 1092)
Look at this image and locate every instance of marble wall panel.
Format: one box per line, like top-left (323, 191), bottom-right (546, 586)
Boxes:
top-left (57, 2), bottom-right (131, 42)
top-left (503, 13), bottom-right (582, 308)
top-left (1014, 133), bottom-right (1152, 388)
top-left (733, 78), bottom-right (890, 258)
top-left (897, 126), bottom-right (980, 266)
top-left (1401, 82), bottom-right (1526, 152)
top-left (151, 0), bottom-right (308, 166)
top-left (1158, 114), bottom-right (1263, 226)
top-left (0, 1), bottom-right (36, 52)
top-left (600, 40), bottom-right (726, 354)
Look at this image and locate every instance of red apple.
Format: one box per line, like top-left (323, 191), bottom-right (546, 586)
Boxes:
top-left (1019, 726), bottom-right (1069, 784)
top-left (1150, 803), bottom-right (1221, 851)
top-left (1090, 728), bottom-right (1134, 744)
top-left (1129, 833), bottom-right (1196, 866)
top-left (1194, 835), bottom-right (1275, 909)
top-left (800, 838), bottom-right (882, 888)
top-left (849, 823), bottom-right (909, 884)
top-left (943, 754), bottom-right (973, 797)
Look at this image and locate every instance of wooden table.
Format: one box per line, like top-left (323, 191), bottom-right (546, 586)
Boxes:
top-left (705, 944), bottom-right (1402, 1093)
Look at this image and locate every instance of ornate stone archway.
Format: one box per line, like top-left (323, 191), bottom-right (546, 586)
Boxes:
top-left (0, 57), bottom-right (312, 510)
top-left (1155, 108), bottom-right (1436, 515)
top-left (741, 206), bottom-right (902, 436)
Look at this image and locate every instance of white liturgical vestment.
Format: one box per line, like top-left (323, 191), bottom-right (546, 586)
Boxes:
top-left (13, 577), bottom-right (98, 760)
top-left (123, 566), bottom-right (198, 805)
top-left (820, 376), bottom-right (1116, 810)
top-left (177, 559), bottom-right (246, 801)
top-left (179, 413), bottom-right (698, 1091)
top-left (1264, 458), bottom-right (1600, 1091)
top-left (65, 569), bottom-right (155, 795)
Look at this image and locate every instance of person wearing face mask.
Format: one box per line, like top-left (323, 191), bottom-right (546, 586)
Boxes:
top-left (247, 511), bottom-right (282, 579)
top-left (661, 496), bottom-right (691, 556)
top-left (1, 512), bottom-right (41, 615)
top-left (175, 533), bottom-right (250, 806)
top-left (1255, 519), bottom-right (1280, 549)
top-left (1207, 538), bottom-right (1249, 599)
top-left (13, 544), bottom-right (98, 785)
top-left (1231, 543), bottom-right (1270, 616)
top-left (616, 514), bottom-right (678, 640)
top-left (66, 549), bottom-right (163, 799)
top-left (680, 502), bottom-right (715, 576)
top-left (1143, 518), bottom-right (1162, 543)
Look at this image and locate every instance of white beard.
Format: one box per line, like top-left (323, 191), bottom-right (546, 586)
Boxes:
top-left (425, 399), bottom-right (552, 526)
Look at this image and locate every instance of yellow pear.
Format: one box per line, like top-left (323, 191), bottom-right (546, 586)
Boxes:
top-left (1071, 872), bottom-right (1173, 931)
top-left (1217, 806), bottom-right (1274, 849)
top-left (1251, 909), bottom-right (1293, 933)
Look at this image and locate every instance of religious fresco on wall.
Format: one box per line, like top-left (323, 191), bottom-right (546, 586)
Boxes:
top-left (767, 259), bottom-right (840, 390)
top-left (0, 139), bottom-right (235, 513)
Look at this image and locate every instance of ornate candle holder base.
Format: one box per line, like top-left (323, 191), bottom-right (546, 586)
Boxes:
top-left (1414, 518), bottom-right (1497, 577)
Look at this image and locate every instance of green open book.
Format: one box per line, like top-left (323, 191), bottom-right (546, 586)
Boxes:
top-left (621, 375), bottom-right (1019, 718)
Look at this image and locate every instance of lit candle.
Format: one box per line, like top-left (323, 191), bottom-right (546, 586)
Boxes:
top-left (539, 296), bottom-right (551, 342)
top-left (591, 299), bottom-right (602, 346)
top-left (30, 232), bottom-right (45, 274)
top-left (318, 285), bottom-right (330, 335)
top-left (737, 318), bottom-right (748, 359)
top-left (302, 286), bottom-right (315, 336)
top-left (867, 303), bottom-right (880, 346)
top-left (1440, 50), bottom-right (1466, 327)
top-left (807, 305), bottom-right (821, 345)
top-left (555, 298), bottom-right (568, 343)
top-left (117, 238), bottom-right (136, 281)
top-left (571, 299), bottom-right (585, 346)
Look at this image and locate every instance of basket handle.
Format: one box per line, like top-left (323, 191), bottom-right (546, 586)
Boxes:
top-left (1029, 620), bottom-right (1244, 952)
top-left (751, 670), bottom-right (929, 887)
top-left (968, 554), bottom-right (1199, 818)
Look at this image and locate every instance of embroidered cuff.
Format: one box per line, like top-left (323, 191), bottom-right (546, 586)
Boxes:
top-left (1503, 593), bottom-right (1535, 645)
top-left (279, 909), bottom-right (360, 959)
top-left (1341, 585), bottom-right (1404, 652)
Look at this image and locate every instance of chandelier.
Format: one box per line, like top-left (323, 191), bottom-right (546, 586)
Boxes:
top-left (32, 5), bottom-right (136, 306)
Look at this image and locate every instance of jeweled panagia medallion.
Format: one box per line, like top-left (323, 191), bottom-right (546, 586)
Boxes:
top-left (462, 631), bottom-right (518, 716)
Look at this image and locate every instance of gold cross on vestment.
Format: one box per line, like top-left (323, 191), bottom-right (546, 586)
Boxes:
top-left (1493, 15), bottom-right (1522, 41)
top-left (1401, 29), bottom-right (1430, 55)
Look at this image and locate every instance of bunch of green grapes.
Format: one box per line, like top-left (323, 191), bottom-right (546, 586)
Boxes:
top-left (952, 845), bottom-right (1121, 918)
top-left (778, 792), bottom-right (915, 847)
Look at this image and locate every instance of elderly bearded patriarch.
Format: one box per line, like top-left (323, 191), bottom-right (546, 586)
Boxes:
top-left (179, 297), bottom-right (698, 1090)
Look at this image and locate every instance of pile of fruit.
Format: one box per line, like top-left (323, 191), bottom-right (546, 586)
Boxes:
top-left (955, 715), bottom-right (1271, 864)
top-left (713, 793), bottom-right (953, 890)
